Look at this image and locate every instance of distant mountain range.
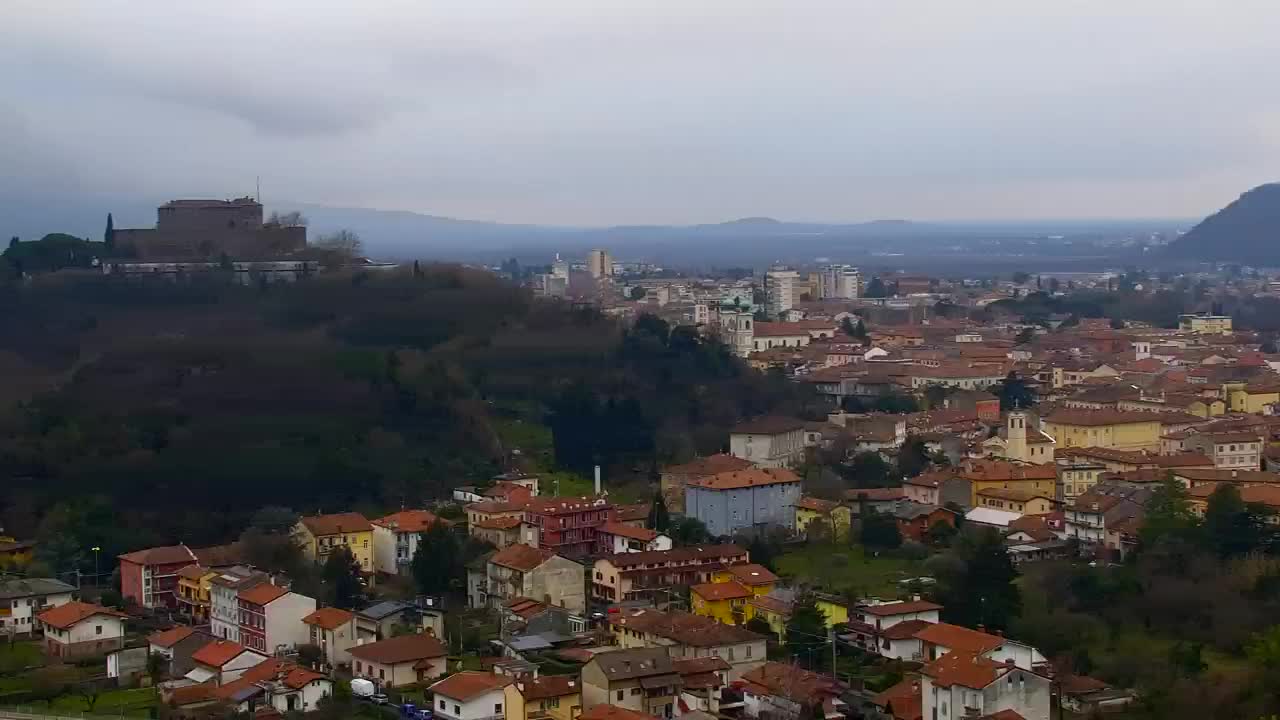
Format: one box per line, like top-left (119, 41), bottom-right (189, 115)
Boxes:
top-left (2, 188), bottom-right (1184, 268)
top-left (1168, 183), bottom-right (1280, 265)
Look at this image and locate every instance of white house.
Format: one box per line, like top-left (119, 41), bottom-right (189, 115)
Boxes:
top-left (842, 599), bottom-right (941, 661)
top-left (921, 652), bottom-right (1051, 720)
top-left (36, 601), bottom-right (128, 659)
top-left (301, 607), bottom-right (358, 667)
top-left (214, 658), bottom-right (332, 715)
top-left (237, 583), bottom-right (316, 655)
top-left (429, 671), bottom-right (514, 720)
top-left (187, 639), bottom-right (269, 684)
top-left (0, 578), bottom-right (75, 636)
top-left (209, 566), bottom-right (269, 643)
top-left (598, 522), bottom-right (672, 554)
top-left (729, 417), bottom-right (806, 469)
top-left (349, 633), bottom-right (449, 689)
top-left (371, 510), bottom-right (449, 576)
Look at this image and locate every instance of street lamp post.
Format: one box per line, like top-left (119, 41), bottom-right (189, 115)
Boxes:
top-left (92, 546), bottom-right (101, 588)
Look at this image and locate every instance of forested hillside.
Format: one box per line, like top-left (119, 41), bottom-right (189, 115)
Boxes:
top-left (0, 268), bottom-right (810, 575)
top-left (1169, 183), bottom-right (1280, 264)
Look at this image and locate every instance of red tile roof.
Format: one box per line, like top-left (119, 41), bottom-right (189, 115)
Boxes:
top-left (844, 487), bottom-right (906, 502)
top-left (578, 706), bottom-right (656, 720)
top-left (1043, 409), bottom-right (1166, 426)
top-left (689, 468), bottom-right (800, 491)
top-left (601, 544), bottom-right (747, 570)
top-left (373, 510), bottom-right (448, 532)
top-left (518, 675), bottom-right (581, 701)
top-left (723, 563), bottom-right (779, 586)
top-left (300, 512), bottom-right (372, 536)
top-left (741, 661), bottom-right (844, 703)
top-left (301, 607), bottom-right (354, 630)
top-left (921, 651), bottom-right (1009, 689)
top-left (960, 459), bottom-right (1057, 482)
top-left (663, 454), bottom-right (754, 476)
top-left (872, 677), bottom-right (923, 720)
top-left (148, 625), bottom-right (197, 648)
top-left (36, 601), bottom-right (127, 629)
top-left (348, 633), bottom-right (446, 665)
top-left (609, 608), bottom-right (763, 646)
top-left (913, 622), bottom-right (1004, 654)
top-left (860, 600), bottom-right (942, 617)
top-left (691, 581), bottom-right (752, 602)
top-left (599, 521), bottom-right (659, 542)
top-left (239, 583), bottom-right (288, 606)
top-left (118, 544), bottom-right (197, 566)
top-left (490, 543), bottom-right (556, 571)
top-left (429, 671), bottom-right (513, 701)
top-left (882, 619), bottom-right (935, 640)
top-left (795, 496), bottom-right (841, 513)
top-left (192, 640), bottom-right (253, 668)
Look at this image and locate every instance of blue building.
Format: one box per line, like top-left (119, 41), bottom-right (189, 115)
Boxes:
top-left (684, 468), bottom-right (802, 537)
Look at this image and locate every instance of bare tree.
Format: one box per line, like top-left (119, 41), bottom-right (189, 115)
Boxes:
top-left (268, 210), bottom-right (309, 227)
top-left (314, 229), bottom-right (363, 259)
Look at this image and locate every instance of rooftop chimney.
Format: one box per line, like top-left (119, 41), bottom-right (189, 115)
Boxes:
top-left (595, 465), bottom-right (602, 495)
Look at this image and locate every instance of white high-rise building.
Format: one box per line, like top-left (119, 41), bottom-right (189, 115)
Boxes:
top-left (765, 267), bottom-right (800, 317)
top-left (586, 249), bottom-right (613, 279)
top-left (820, 264), bottom-right (861, 299)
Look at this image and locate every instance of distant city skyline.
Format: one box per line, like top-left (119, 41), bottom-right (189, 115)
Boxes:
top-left (4, 1), bottom-right (1280, 225)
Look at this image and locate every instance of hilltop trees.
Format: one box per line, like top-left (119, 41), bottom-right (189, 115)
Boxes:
top-left (935, 528), bottom-right (1021, 632)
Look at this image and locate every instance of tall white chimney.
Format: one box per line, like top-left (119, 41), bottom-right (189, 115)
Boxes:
top-left (594, 465), bottom-right (602, 495)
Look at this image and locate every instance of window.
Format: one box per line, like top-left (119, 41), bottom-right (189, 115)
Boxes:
top-left (495, 703), bottom-right (503, 713)
top-left (356, 662), bottom-right (362, 673)
top-left (379, 669), bottom-right (385, 680)
top-left (746, 645), bottom-right (752, 658)
top-left (95, 625), bottom-right (102, 635)
top-left (440, 700), bottom-right (446, 710)
top-left (454, 706), bottom-right (461, 715)
top-left (631, 688), bottom-right (642, 696)
top-left (617, 691), bottom-right (624, 701)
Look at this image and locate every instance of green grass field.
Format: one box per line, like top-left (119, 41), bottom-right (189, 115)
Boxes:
top-left (0, 641), bottom-right (44, 674)
top-left (775, 543), bottom-right (924, 598)
top-left (49, 687), bottom-right (157, 717)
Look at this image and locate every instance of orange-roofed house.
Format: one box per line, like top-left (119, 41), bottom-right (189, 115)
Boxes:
top-left (212, 657), bottom-right (333, 715)
top-left (118, 543), bottom-right (198, 610)
top-left (690, 581), bottom-right (753, 625)
top-left (685, 467), bottom-right (801, 537)
top-left (712, 563), bottom-right (779, 596)
top-left (430, 671), bottom-right (515, 720)
top-left (371, 509), bottom-right (451, 576)
top-left (506, 675), bottom-right (583, 720)
top-left (914, 623), bottom-right (1047, 671)
top-left (293, 512), bottom-right (374, 574)
top-left (237, 582), bottom-right (316, 655)
top-left (597, 521), bottom-right (672, 554)
top-left (350, 633), bottom-right (448, 688)
top-left (302, 606), bottom-right (357, 666)
top-left (176, 564), bottom-right (217, 622)
top-left (959, 460), bottom-right (1057, 509)
top-left (793, 496), bottom-right (852, 540)
top-left (187, 639), bottom-right (268, 684)
top-left (473, 544), bottom-right (586, 615)
top-left (36, 601), bottom-right (128, 659)
top-left (921, 652), bottom-right (1050, 720)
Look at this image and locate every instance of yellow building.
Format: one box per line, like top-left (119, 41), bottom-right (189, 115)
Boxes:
top-left (505, 675), bottom-right (582, 720)
top-left (711, 564), bottom-right (779, 597)
top-left (0, 537), bottom-right (34, 571)
top-left (1042, 410), bottom-right (1163, 452)
top-left (176, 565), bottom-right (216, 622)
top-left (691, 581), bottom-right (752, 625)
top-left (1223, 381), bottom-right (1280, 415)
top-left (746, 595), bottom-right (792, 639)
top-left (1059, 463), bottom-right (1106, 502)
top-left (814, 595), bottom-right (849, 627)
top-left (792, 497), bottom-right (852, 541)
top-left (960, 459), bottom-right (1058, 508)
top-left (975, 488), bottom-right (1055, 515)
top-left (1179, 313), bottom-right (1233, 335)
top-left (294, 512), bottom-right (375, 573)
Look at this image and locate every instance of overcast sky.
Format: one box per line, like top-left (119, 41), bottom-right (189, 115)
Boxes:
top-left (3, 0), bottom-right (1279, 225)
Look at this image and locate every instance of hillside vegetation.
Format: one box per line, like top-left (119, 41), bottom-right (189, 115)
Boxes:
top-left (0, 268), bottom-right (810, 574)
top-left (1169, 183), bottom-right (1280, 264)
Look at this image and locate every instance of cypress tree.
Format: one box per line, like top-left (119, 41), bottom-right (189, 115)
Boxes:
top-left (104, 213), bottom-right (115, 250)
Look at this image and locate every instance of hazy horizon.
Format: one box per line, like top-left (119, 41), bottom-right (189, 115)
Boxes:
top-left (5, 1), bottom-right (1280, 226)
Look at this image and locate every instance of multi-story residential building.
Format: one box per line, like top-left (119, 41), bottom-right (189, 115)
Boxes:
top-left (690, 582), bottom-right (753, 625)
top-left (591, 545), bottom-right (749, 604)
top-left (728, 417), bottom-right (805, 468)
top-left (710, 563), bottom-right (778, 597)
top-left (1041, 410), bottom-right (1166, 452)
top-left (842, 599), bottom-right (942, 660)
top-left (1222, 380), bottom-right (1280, 414)
top-left (430, 671), bottom-right (515, 720)
top-left (301, 607), bottom-right (357, 667)
top-left (1057, 461), bottom-right (1107, 503)
top-left (176, 565), bottom-right (217, 623)
top-left (371, 510), bottom-right (448, 576)
top-left (1184, 431), bottom-right (1263, 470)
top-left (118, 544), bottom-right (198, 610)
top-left (608, 608), bottom-right (766, 681)
top-left (505, 675), bottom-right (582, 720)
top-left (209, 566), bottom-right (269, 643)
top-left (975, 488), bottom-right (1055, 515)
top-left (349, 633), bottom-right (448, 688)
top-left (237, 583), bottom-right (315, 655)
top-left (909, 364), bottom-right (1009, 391)
top-left (581, 647), bottom-right (681, 716)
top-left (958, 459), bottom-right (1058, 508)
top-left (1179, 313), bottom-right (1233, 334)
top-left (819, 264), bottom-right (861, 299)
top-left (294, 513), bottom-right (374, 574)
top-left (920, 651), bottom-right (1051, 720)
top-left (356, 599), bottom-right (443, 643)
top-left (470, 545), bottom-right (586, 615)
top-left (36, 601), bottom-right (128, 659)
top-left (586, 249), bottom-right (614, 279)
top-left (0, 578), bottom-right (74, 636)
top-left (520, 496), bottom-right (615, 560)
top-left (1065, 484), bottom-right (1151, 555)
top-left (764, 268), bottom-right (800, 317)
top-left (685, 467), bottom-right (802, 537)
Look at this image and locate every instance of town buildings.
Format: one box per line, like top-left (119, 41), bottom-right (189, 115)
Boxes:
top-left (294, 512), bottom-right (375, 574)
top-left (371, 509), bottom-right (448, 576)
top-left (591, 545), bottom-right (750, 604)
top-left (521, 496), bottom-right (616, 559)
top-left (685, 467), bottom-right (801, 537)
top-left (764, 268), bottom-right (800, 317)
top-left (349, 633), bottom-right (449, 688)
top-left (469, 544), bottom-right (586, 615)
top-left (728, 417), bottom-right (806, 468)
top-left (302, 607), bottom-right (357, 667)
top-left (920, 652), bottom-right (1050, 720)
top-left (430, 670), bottom-right (515, 720)
top-left (581, 647), bottom-right (680, 716)
top-left (36, 601), bottom-right (128, 659)
top-left (209, 566), bottom-right (269, 643)
top-left (118, 544), bottom-right (198, 610)
top-left (0, 578), bottom-right (74, 636)
top-left (112, 198), bottom-right (306, 260)
top-left (236, 583), bottom-right (315, 655)
top-left (608, 608), bottom-right (766, 680)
